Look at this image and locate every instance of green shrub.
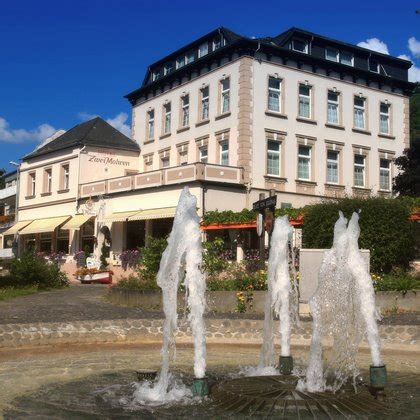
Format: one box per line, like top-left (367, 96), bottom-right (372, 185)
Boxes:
top-left (116, 274), bottom-right (159, 291)
top-left (203, 237), bottom-right (229, 275)
top-left (138, 237), bottom-right (167, 280)
top-left (10, 252), bottom-right (69, 290)
top-left (302, 197), bottom-right (415, 273)
top-left (374, 270), bottom-right (420, 293)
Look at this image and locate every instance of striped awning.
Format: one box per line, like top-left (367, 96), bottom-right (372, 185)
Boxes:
top-left (19, 216), bottom-right (70, 235)
top-left (2, 220), bottom-right (33, 236)
top-left (128, 207), bottom-right (177, 221)
top-left (61, 215), bottom-right (93, 230)
top-left (103, 210), bottom-right (142, 222)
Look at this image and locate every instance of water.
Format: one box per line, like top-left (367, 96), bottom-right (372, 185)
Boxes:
top-left (135, 187), bottom-right (206, 403)
top-left (259, 216), bottom-right (299, 370)
top-left (299, 211), bottom-right (383, 393)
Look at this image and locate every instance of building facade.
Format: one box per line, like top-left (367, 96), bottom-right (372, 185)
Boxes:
top-left (0, 26), bottom-right (415, 274)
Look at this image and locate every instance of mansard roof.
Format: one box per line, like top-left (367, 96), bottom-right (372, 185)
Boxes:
top-left (125, 26), bottom-right (415, 104)
top-left (23, 117), bottom-right (139, 160)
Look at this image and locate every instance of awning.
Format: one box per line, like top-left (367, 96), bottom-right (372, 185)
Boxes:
top-left (19, 216), bottom-right (71, 235)
top-left (2, 220), bottom-right (33, 236)
top-left (104, 210), bottom-right (142, 222)
top-left (129, 207), bottom-right (177, 221)
top-left (61, 215), bottom-right (93, 230)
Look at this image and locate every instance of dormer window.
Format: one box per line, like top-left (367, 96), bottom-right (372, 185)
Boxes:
top-left (176, 56), bottom-right (185, 69)
top-left (369, 59), bottom-right (379, 73)
top-left (291, 38), bottom-right (308, 54)
top-left (326, 47), bottom-right (339, 62)
top-left (152, 68), bottom-right (163, 81)
top-left (186, 51), bottom-right (195, 64)
top-left (213, 36), bottom-right (224, 51)
top-left (198, 42), bottom-right (209, 57)
top-left (340, 51), bottom-right (354, 66)
top-left (164, 63), bottom-right (173, 75)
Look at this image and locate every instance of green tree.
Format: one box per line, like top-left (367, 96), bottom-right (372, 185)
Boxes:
top-left (393, 84), bottom-right (420, 196)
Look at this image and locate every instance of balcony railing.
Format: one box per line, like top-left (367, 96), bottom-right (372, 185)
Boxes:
top-left (0, 214), bottom-right (15, 230)
top-left (79, 163), bottom-right (244, 198)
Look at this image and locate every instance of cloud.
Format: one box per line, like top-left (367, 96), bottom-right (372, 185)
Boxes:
top-left (408, 37), bottom-right (420, 58)
top-left (398, 54), bottom-right (420, 82)
top-left (0, 117), bottom-right (62, 144)
top-left (78, 111), bottom-right (131, 137)
top-left (357, 38), bottom-right (389, 55)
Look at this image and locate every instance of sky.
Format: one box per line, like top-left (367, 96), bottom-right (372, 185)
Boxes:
top-left (0, 0), bottom-right (419, 172)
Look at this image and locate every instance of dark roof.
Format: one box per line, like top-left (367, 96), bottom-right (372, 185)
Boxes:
top-left (23, 117), bottom-right (139, 160)
top-left (125, 26), bottom-right (415, 103)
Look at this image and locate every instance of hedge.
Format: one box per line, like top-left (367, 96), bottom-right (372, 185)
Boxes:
top-left (302, 197), bottom-right (415, 273)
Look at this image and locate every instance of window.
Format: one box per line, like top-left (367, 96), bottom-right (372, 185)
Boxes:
top-left (292, 38), bottom-right (308, 53)
top-left (379, 159), bottom-right (391, 190)
top-left (354, 154), bottom-right (365, 187)
top-left (186, 51), bottom-right (195, 64)
top-left (147, 109), bottom-right (155, 139)
top-left (62, 164), bottom-right (70, 190)
top-left (326, 47), bottom-right (339, 62)
top-left (213, 36), bottom-right (223, 50)
top-left (198, 42), bottom-right (208, 57)
top-left (379, 102), bottom-right (390, 134)
top-left (44, 168), bottom-right (52, 193)
top-left (164, 63), bottom-right (173, 75)
top-left (81, 219), bottom-right (95, 254)
top-left (176, 56), bottom-right (185, 69)
top-left (179, 151), bottom-right (188, 166)
top-left (181, 95), bottom-right (189, 127)
top-left (354, 97), bottom-right (366, 129)
top-left (56, 228), bottom-right (69, 253)
top-left (298, 84), bottom-right (311, 118)
top-left (39, 232), bottom-right (52, 253)
top-left (163, 102), bottom-right (171, 134)
top-left (152, 69), bottom-right (162, 81)
top-left (369, 59), bottom-right (379, 73)
top-left (327, 150), bottom-right (339, 184)
top-left (201, 86), bottom-right (209, 120)
top-left (199, 147), bottom-right (208, 163)
top-left (340, 52), bottom-right (354, 66)
top-left (220, 141), bottom-right (229, 165)
top-left (267, 140), bottom-right (280, 176)
top-left (268, 77), bottom-right (281, 112)
top-left (28, 172), bottom-right (36, 196)
top-left (161, 156), bottom-right (170, 168)
top-left (220, 78), bottom-right (230, 114)
top-left (327, 91), bottom-right (339, 124)
top-left (298, 146), bottom-right (311, 180)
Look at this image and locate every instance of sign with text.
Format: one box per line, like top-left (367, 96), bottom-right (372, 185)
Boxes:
top-left (252, 196), bottom-right (277, 212)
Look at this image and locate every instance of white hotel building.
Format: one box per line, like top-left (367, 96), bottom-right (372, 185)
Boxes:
top-left (0, 27), bottom-right (415, 271)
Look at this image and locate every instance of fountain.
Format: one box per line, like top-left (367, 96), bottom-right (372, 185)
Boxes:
top-left (134, 187), bottom-right (208, 403)
top-left (259, 215), bottom-right (299, 375)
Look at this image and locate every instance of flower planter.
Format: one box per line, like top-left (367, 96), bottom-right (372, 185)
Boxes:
top-left (77, 271), bottom-right (113, 284)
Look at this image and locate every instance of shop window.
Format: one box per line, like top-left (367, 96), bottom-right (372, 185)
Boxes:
top-left (40, 232), bottom-right (53, 253)
top-left (56, 228), bottom-right (69, 253)
top-left (126, 220), bottom-right (146, 250)
top-left (152, 218), bottom-right (173, 239)
top-left (81, 219), bottom-right (95, 254)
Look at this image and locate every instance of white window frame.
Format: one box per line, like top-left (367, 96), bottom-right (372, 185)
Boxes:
top-left (147, 109), bottom-right (155, 140)
top-left (213, 36), bottom-right (223, 51)
top-left (379, 158), bottom-right (391, 191)
top-left (340, 51), bottom-right (354, 66)
top-left (354, 154), bottom-right (365, 187)
top-left (176, 56), bottom-right (185, 69)
top-left (161, 156), bottom-right (170, 168)
top-left (163, 102), bottom-right (171, 134)
top-left (220, 78), bottom-right (230, 114)
top-left (179, 151), bottom-right (188, 166)
top-left (199, 147), bottom-right (208, 163)
top-left (266, 140), bottom-right (280, 176)
top-left (326, 150), bottom-right (339, 184)
top-left (186, 51), bottom-right (195, 64)
top-left (327, 91), bottom-right (340, 124)
top-left (198, 42), bottom-right (208, 58)
top-left (63, 165), bottom-right (69, 190)
top-left (181, 95), bottom-right (189, 127)
top-left (292, 38), bottom-right (308, 54)
top-left (354, 97), bottom-right (366, 129)
top-left (268, 76), bottom-right (281, 112)
top-left (297, 145), bottom-right (311, 180)
top-left (220, 141), bottom-right (229, 166)
top-left (30, 172), bottom-right (36, 196)
top-left (379, 102), bottom-right (390, 134)
top-left (46, 169), bottom-right (52, 193)
top-left (164, 63), bottom-right (173, 75)
top-left (369, 59), bottom-right (379, 73)
top-left (298, 84), bottom-right (311, 119)
top-left (325, 47), bottom-right (339, 62)
top-left (201, 86), bottom-right (209, 120)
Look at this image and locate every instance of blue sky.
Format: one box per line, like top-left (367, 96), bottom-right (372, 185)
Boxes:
top-left (1, 0), bottom-right (419, 172)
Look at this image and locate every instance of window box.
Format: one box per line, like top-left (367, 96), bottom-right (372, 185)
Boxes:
top-left (215, 111), bottom-right (231, 120)
top-left (296, 117), bottom-right (317, 125)
top-left (265, 110), bottom-right (288, 119)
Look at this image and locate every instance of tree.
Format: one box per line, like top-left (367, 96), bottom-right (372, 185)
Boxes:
top-left (393, 84), bottom-right (420, 196)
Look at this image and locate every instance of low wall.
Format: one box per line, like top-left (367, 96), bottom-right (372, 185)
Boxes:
top-left (107, 288), bottom-right (420, 314)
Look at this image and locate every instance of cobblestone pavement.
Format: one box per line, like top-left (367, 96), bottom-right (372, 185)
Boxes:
top-left (1, 284), bottom-right (418, 325)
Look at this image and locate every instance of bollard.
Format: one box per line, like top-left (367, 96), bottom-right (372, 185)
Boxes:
top-left (192, 377), bottom-right (210, 397)
top-left (370, 365), bottom-right (387, 389)
top-left (279, 356), bottom-right (294, 375)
